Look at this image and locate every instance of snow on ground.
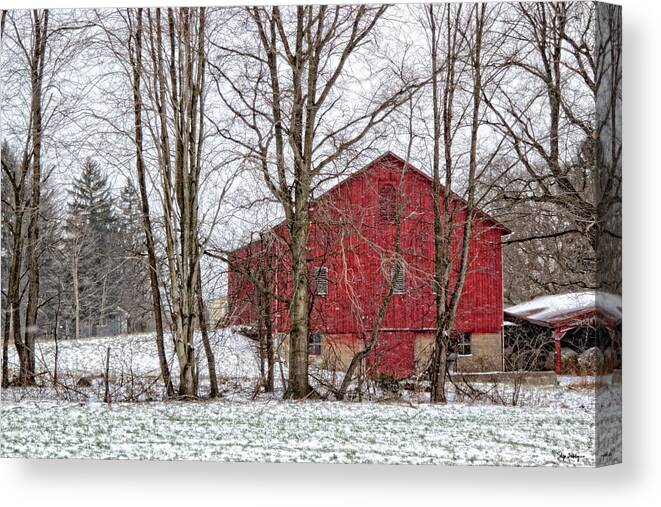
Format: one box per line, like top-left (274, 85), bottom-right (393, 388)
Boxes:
top-left (3, 329), bottom-right (268, 402)
top-left (1, 398), bottom-right (604, 465)
top-left (0, 331), bottom-right (621, 465)
top-left (20, 329), bottom-right (261, 380)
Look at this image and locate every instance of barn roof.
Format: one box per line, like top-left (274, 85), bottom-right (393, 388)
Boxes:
top-left (229, 151), bottom-right (511, 256)
top-left (504, 292), bottom-right (622, 329)
top-left (313, 151), bottom-right (511, 235)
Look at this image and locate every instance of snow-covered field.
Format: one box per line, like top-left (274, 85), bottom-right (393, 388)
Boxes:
top-left (2, 398), bottom-right (605, 465)
top-left (23, 329), bottom-right (260, 381)
top-left (3, 330), bottom-right (262, 401)
top-left (0, 331), bottom-right (621, 465)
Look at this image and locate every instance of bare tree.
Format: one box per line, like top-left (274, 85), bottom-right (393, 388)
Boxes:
top-left (125, 7), bottom-right (174, 397)
top-left (212, 4), bottom-right (419, 399)
top-left (1, 142), bottom-right (29, 387)
top-left (220, 231), bottom-right (288, 393)
top-left (247, 232), bottom-right (278, 394)
top-left (425, 3), bottom-right (492, 402)
top-left (2, 9), bottom-right (49, 386)
top-left (140, 7), bottom-right (208, 397)
top-left (483, 3), bottom-right (621, 299)
top-left (196, 269), bottom-right (219, 398)
top-left (333, 168), bottom-right (407, 401)
top-left (2, 8), bottom-right (93, 385)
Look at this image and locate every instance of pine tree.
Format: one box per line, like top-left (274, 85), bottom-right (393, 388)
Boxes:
top-left (117, 178), bottom-right (144, 248)
top-left (64, 158), bottom-right (119, 336)
top-left (68, 158), bottom-right (116, 244)
top-left (116, 178), bottom-right (152, 332)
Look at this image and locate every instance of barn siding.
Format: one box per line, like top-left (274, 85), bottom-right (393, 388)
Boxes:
top-left (228, 153), bottom-right (507, 376)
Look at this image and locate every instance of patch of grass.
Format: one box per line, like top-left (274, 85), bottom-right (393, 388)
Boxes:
top-left (566, 378), bottom-right (608, 390)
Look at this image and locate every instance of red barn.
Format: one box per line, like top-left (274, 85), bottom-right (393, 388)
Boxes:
top-left (228, 152), bottom-right (509, 378)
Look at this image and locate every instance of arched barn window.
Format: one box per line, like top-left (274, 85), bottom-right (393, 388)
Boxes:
top-left (379, 183), bottom-right (397, 223)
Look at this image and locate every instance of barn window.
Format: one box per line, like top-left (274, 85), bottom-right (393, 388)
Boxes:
top-left (379, 183), bottom-right (397, 223)
top-left (309, 331), bottom-right (322, 355)
top-left (452, 333), bottom-right (472, 356)
top-left (392, 262), bottom-right (405, 294)
top-left (312, 266), bottom-right (328, 296)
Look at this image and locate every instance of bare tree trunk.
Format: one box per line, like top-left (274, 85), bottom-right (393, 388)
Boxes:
top-left (429, 3), bottom-right (459, 403)
top-left (103, 346), bottom-right (111, 403)
top-left (72, 245), bottom-right (80, 340)
top-left (1, 312), bottom-right (9, 387)
top-left (151, 7), bottom-right (197, 398)
top-left (98, 276), bottom-right (107, 326)
top-left (429, 3), bottom-right (444, 403)
top-left (143, 7), bottom-right (207, 398)
top-left (256, 289), bottom-right (267, 390)
top-left (4, 150), bottom-right (30, 385)
top-left (1, 145), bottom-right (23, 386)
top-left (428, 4), bottom-right (485, 403)
top-left (263, 284), bottom-right (274, 393)
top-left (283, 215), bottom-right (312, 399)
top-left (4, 157), bottom-right (29, 387)
top-left (196, 269), bottom-right (219, 398)
top-left (128, 7), bottom-right (175, 398)
top-left (53, 288), bottom-right (60, 385)
top-left (23, 9), bottom-right (49, 386)
top-left (2, 304), bottom-right (13, 387)
top-left (1, 10), bottom-right (7, 39)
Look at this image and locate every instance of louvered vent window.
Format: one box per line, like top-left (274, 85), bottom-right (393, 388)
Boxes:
top-left (379, 183), bottom-right (397, 223)
top-left (312, 266), bottom-right (328, 296)
top-left (392, 262), bottom-right (405, 294)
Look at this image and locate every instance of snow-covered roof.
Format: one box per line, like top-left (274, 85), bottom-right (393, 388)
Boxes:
top-left (505, 292), bottom-right (622, 327)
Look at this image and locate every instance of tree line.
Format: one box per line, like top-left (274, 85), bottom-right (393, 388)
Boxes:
top-left (2, 147), bottom-right (152, 381)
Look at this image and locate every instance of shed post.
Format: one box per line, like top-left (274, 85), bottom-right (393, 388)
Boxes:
top-left (606, 325), bottom-right (620, 371)
top-left (553, 329), bottom-right (564, 374)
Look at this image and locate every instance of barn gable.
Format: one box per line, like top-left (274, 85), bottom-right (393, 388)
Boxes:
top-left (309, 151), bottom-right (510, 236)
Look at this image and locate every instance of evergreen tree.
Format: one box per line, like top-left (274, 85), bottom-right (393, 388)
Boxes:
top-left (68, 158), bottom-right (116, 243)
top-left (116, 177), bottom-right (152, 332)
top-left (117, 178), bottom-right (143, 245)
top-left (64, 158), bottom-right (120, 335)
top-left (35, 181), bottom-right (64, 339)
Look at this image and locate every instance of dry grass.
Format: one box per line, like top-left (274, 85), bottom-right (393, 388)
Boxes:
top-left (566, 377), bottom-right (609, 390)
